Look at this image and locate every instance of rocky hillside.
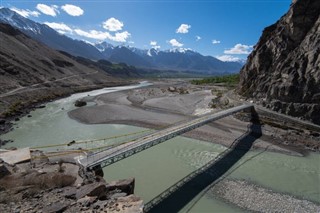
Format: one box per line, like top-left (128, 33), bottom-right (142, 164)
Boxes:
top-left (0, 8), bottom-right (104, 60)
top-left (0, 23), bottom-right (126, 120)
top-left (239, 0), bottom-right (320, 124)
top-left (0, 149), bottom-right (143, 212)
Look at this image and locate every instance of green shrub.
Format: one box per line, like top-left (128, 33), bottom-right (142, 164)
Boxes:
top-left (191, 74), bottom-right (239, 85)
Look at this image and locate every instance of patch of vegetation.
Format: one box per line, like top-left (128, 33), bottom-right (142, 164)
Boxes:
top-left (139, 69), bottom-right (214, 78)
top-left (191, 74), bottom-right (240, 86)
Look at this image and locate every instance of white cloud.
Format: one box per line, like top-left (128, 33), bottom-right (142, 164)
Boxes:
top-left (74, 29), bottom-right (130, 42)
top-left (36, 4), bottom-right (59, 17)
top-left (216, 55), bottom-right (241, 62)
top-left (103, 17), bottom-right (124, 32)
top-left (110, 31), bottom-right (131, 42)
top-left (176, 24), bottom-right (191, 34)
top-left (212, 39), bottom-right (221, 44)
top-left (61, 4), bottom-right (84, 16)
top-left (44, 22), bottom-right (73, 33)
top-left (150, 41), bottom-right (157, 46)
top-left (178, 48), bottom-right (192, 52)
top-left (74, 29), bottom-right (111, 40)
top-left (10, 7), bottom-right (40, 18)
top-left (170, 48), bottom-right (192, 53)
top-left (196, 36), bottom-right (201, 41)
top-left (169, 39), bottom-right (183, 47)
top-left (150, 41), bottom-right (160, 50)
top-left (224, 43), bottom-right (253, 54)
top-left (56, 30), bottom-right (66, 34)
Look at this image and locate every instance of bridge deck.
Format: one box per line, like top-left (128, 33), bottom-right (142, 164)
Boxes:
top-left (79, 104), bottom-right (253, 169)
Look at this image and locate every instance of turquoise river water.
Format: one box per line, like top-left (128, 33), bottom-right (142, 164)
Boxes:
top-left (1, 82), bottom-right (319, 212)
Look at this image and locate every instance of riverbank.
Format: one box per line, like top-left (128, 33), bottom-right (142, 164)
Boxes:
top-left (210, 179), bottom-right (320, 212)
top-left (0, 149), bottom-right (143, 212)
top-left (69, 79), bottom-right (320, 156)
top-left (1, 79), bottom-right (319, 212)
top-left (0, 80), bottom-right (135, 146)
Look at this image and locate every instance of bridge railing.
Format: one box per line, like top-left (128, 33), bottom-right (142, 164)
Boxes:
top-left (83, 104), bottom-right (254, 169)
top-left (254, 105), bottom-right (320, 132)
top-left (85, 129), bottom-right (157, 157)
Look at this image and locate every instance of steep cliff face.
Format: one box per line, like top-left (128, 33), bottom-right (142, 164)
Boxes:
top-left (239, 0), bottom-right (320, 124)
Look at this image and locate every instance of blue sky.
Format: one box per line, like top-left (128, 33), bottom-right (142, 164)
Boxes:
top-left (2, 0), bottom-right (291, 61)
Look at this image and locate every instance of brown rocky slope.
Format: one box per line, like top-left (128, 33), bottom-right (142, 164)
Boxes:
top-left (239, 0), bottom-right (320, 124)
top-left (0, 23), bottom-right (128, 121)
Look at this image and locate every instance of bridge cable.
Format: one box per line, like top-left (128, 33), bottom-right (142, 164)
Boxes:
top-left (30, 129), bottom-right (153, 149)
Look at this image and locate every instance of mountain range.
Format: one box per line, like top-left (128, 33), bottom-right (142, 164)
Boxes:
top-left (0, 8), bottom-right (103, 60)
top-left (0, 22), bottom-right (130, 117)
top-left (0, 8), bottom-right (243, 74)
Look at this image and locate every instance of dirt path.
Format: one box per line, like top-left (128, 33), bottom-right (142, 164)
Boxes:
top-left (0, 71), bottom-right (99, 98)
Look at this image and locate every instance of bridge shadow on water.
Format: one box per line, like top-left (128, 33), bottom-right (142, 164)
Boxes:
top-left (146, 110), bottom-right (262, 213)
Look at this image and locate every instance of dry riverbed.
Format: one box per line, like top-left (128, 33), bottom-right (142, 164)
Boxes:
top-left (210, 179), bottom-right (320, 212)
top-left (69, 80), bottom-right (320, 156)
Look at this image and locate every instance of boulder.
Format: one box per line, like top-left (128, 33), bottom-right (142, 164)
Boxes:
top-left (0, 119), bottom-right (5, 125)
top-left (74, 100), bottom-right (87, 107)
top-left (106, 178), bottom-right (135, 195)
top-left (0, 163), bottom-right (10, 179)
top-left (63, 186), bottom-right (77, 199)
top-left (168, 87), bottom-right (176, 92)
top-left (114, 195), bottom-right (144, 213)
top-left (42, 201), bottom-right (69, 213)
top-left (77, 196), bottom-right (97, 207)
top-left (76, 182), bottom-right (107, 199)
top-left (0, 147), bottom-right (30, 165)
top-left (110, 192), bottom-right (127, 199)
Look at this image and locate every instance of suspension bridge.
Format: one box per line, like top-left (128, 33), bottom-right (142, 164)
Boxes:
top-left (29, 103), bottom-right (320, 212)
top-left (78, 104), bottom-right (253, 170)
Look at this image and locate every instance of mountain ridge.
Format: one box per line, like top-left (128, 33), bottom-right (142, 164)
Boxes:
top-left (97, 43), bottom-right (242, 73)
top-left (0, 7), bottom-right (243, 74)
top-left (0, 7), bottom-right (104, 60)
top-left (0, 23), bottom-right (127, 119)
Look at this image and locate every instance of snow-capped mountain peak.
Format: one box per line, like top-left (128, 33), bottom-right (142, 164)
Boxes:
top-left (94, 41), bottom-right (114, 52)
top-left (0, 7), bottom-right (243, 74)
top-left (0, 8), bottom-right (104, 59)
top-left (147, 48), bottom-right (159, 57)
top-left (0, 7), bottom-right (42, 34)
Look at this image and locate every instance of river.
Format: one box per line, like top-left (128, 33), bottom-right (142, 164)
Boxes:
top-left (1, 82), bottom-right (319, 212)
